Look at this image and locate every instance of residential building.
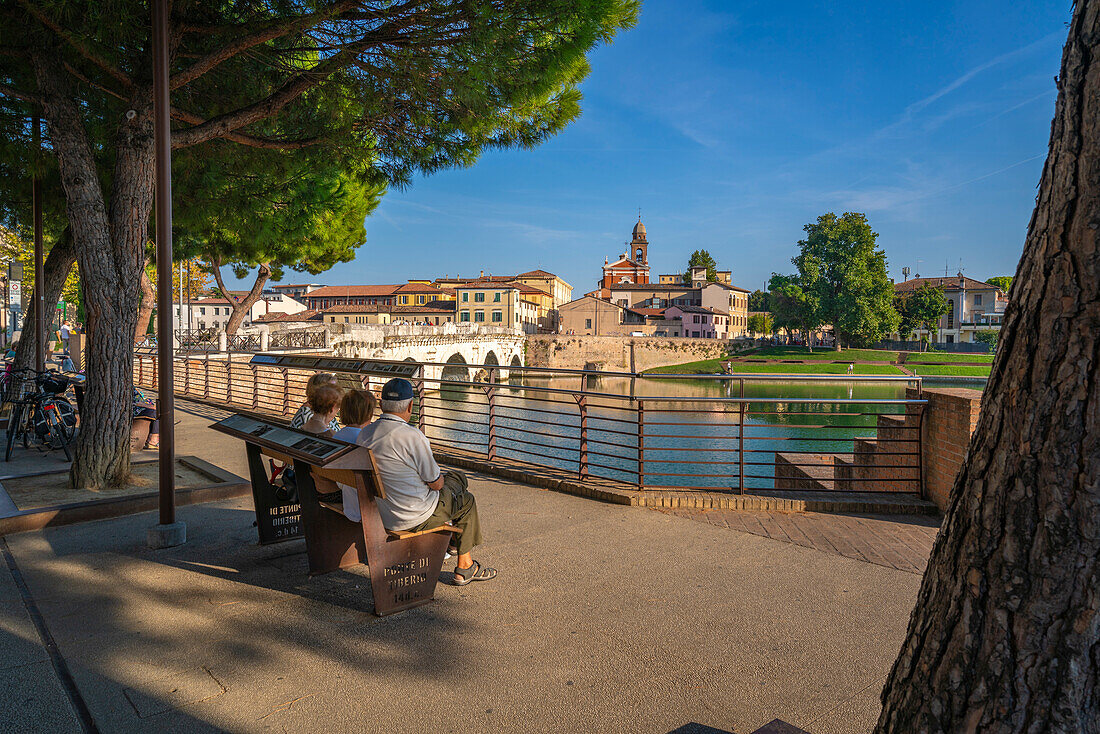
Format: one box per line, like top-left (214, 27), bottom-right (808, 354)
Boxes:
top-left (664, 305), bottom-right (726, 338)
top-left (390, 301), bottom-right (457, 325)
top-left (454, 282), bottom-right (539, 333)
top-left (602, 278), bottom-right (750, 338)
top-left (321, 304), bottom-right (392, 326)
top-left (304, 284), bottom-right (400, 310)
top-left (392, 281), bottom-right (456, 306)
top-left (558, 296), bottom-right (650, 336)
top-left (175, 292), bottom-right (306, 331)
top-left (893, 274), bottom-right (1008, 343)
top-left (435, 269), bottom-right (571, 332)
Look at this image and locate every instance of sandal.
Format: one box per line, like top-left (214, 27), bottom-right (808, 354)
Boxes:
top-left (144, 439), bottom-right (160, 450)
top-left (453, 560), bottom-right (497, 586)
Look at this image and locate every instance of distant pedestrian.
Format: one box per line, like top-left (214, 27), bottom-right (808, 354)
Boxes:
top-left (846, 363), bottom-right (854, 375)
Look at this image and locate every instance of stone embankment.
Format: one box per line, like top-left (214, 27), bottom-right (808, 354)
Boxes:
top-left (527, 334), bottom-right (752, 372)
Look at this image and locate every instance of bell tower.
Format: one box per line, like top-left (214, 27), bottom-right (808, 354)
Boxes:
top-left (631, 217), bottom-right (648, 265)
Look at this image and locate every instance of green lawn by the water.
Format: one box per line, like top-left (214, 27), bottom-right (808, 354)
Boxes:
top-left (646, 359), bottom-right (904, 375)
top-left (910, 364), bottom-right (992, 376)
top-left (905, 351), bottom-right (994, 364)
top-left (745, 346), bottom-right (900, 362)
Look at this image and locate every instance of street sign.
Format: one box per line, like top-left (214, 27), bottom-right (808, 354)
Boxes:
top-left (9, 281), bottom-right (21, 308)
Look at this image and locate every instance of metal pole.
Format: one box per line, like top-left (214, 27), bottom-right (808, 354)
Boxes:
top-left (149, 0), bottom-right (183, 547)
top-left (32, 116), bottom-right (44, 373)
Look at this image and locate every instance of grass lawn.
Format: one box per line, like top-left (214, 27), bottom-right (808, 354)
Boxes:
top-left (745, 346), bottom-right (900, 362)
top-left (646, 359), bottom-right (904, 375)
top-left (905, 352), bottom-right (994, 364)
top-left (910, 364), bottom-right (992, 376)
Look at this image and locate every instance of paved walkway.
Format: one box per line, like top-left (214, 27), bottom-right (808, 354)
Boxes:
top-left (658, 509), bottom-right (940, 575)
top-left (0, 400), bottom-right (934, 734)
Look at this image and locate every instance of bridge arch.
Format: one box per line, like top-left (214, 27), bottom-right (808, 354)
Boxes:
top-left (441, 352), bottom-right (468, 382)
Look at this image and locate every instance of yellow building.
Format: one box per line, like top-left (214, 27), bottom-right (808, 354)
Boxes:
top-left (392, 281), bottom-right (456, 306)
top-left (455, 283), bottom-right (539, 333)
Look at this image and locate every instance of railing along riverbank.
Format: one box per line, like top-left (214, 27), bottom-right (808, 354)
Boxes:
top-left (134, 353), bottom-right (927, 496)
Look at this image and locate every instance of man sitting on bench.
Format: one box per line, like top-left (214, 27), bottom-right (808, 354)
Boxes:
top-left (357, 378), bottom-right (497, 586)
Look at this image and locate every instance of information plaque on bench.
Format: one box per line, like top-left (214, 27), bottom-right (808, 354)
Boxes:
top-left (211, 415), bottom-right (355, 544)
top-left (249, 353), bottom-right (422, 378)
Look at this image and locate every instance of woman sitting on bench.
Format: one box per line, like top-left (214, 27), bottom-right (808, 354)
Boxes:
top-left (133, 388), bottom-right (160, 450)
top-left (300, 385), bottom-right (343, 437)
top-left (331, 389), bottom-right (376, 444)
top-left (290, 372), bottom-right (340, 433)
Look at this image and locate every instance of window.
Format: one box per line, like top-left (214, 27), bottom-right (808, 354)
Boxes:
top-left (462, 293), bottom-right (469, 302)
top-left (493, 292), bottom-right (501, 302)
top-left (693, 315), bottom-right (700, 323)
top-left (491, 310), bottom-right (503, 323)
top-left (199, 307), bottom-right (206, 315)
top-left (418, 295), bottom-right (426, 304)
top-left (974, 294), bottom-right (983, 306)
top-left (344, 317), bottom-right (349, 323)
top-left (460, 311), bottom-right (470, 322)
top-left (474, 292), bottom-right (485, 302)
top-left (585, 319), bottom-right (592, 329)
top-left (474, 311), bottom-right (485, 322)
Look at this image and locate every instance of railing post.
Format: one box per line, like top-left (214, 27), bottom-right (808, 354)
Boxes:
top-left (226, 357), bottom-right (232, 405)
top-left (415, 376), bottom-right (426, 432)
top-left (486, 383), bottom-right (497, 461)
top-left (184, 357), bottom-right (190, 396)
top-left (282, 367), bottom-right (289, 415)
top-left (204, 358), bottom-right (210, 399)
top-left (251, 363), bottom-right (259, 410)
top-left (151, 356), bottom-right (157, 391)
top-left (738, 401), bottom-right (746, 494)
top-left (636, 399), bottom-right (645, 489)
top-left (576, 394), bottom-right (589, 480)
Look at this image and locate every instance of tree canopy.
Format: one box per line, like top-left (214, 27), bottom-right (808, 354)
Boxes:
top-left (896, 283), bottom-right (948, 345)
top-left (683, 249), bottom-right (718, 283)
top-left (747, 289), bottom-right (768, 312)
top-left (985, 275), bottom-right (1013, 293)
top-left (767, 273), bottom-right (820, 349)
top-left (0, 0), bottom-right (640, 488)
top-left (791, 212), bottom-right (898, 349)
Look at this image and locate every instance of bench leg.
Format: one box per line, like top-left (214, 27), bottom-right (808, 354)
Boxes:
top-left (366, 532), bottom-right (451, 616)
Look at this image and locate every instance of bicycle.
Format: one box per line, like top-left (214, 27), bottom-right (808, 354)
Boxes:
top-left (4, 370), bottom-right (78, 462)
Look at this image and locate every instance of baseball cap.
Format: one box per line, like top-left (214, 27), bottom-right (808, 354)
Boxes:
top-left (381, 378), bottom-right (415, 401)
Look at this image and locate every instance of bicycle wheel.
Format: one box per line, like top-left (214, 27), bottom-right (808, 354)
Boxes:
top-left (47, 414), bottom-right (71, 461)
top-left (5, 402), bottom-right (22, 461)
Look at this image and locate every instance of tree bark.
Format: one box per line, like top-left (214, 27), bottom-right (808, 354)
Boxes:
top-left (135, 265), bottom-right (155, 343)
top-left (11, 228), bottom-right (75, 380)
top-left (212, 258), bottom-right (270, 335)
top-left (31, 51), bottom-right (150, 489)
top-left (877, 4), bottom-right (1100, 731)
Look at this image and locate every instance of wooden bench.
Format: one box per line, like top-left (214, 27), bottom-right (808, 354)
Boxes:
top-left (212, 414), bottom-right (458, 616)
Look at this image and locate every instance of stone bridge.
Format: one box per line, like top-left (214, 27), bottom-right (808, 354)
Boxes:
top-left (261, 323), bottom-right (526, 383)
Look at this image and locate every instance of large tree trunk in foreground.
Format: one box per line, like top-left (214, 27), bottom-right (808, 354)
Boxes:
top-left (877, 4), bottom-right (1099, 731)
top-left (212, 259), bottom-right (271, 335)
top-left (11, 228), bottom-right (75, 381)
top-left (32, 52), bottom-right (150, 489)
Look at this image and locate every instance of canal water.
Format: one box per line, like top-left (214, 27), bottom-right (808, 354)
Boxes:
top-left (420, 374), bottom-right (940, 491)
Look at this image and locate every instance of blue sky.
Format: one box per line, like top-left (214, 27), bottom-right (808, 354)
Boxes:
top-left (246, 1), bottom-right (1070, 295)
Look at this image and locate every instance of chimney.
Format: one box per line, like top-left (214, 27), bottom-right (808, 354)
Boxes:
top-left (480, 269), bottom-right (484, 278)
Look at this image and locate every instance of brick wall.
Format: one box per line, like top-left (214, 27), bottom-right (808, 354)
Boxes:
top-left (907, 386), bottom-right (982, 511)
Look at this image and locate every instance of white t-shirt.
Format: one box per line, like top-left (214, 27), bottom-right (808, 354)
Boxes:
top-left (355, 414), bottom-right (440, 530)
top-left (60, 325), bottom-right (70, 340)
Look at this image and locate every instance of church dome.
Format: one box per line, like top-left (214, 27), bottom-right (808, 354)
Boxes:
top-left (632, 219), bottom-right (646, 240)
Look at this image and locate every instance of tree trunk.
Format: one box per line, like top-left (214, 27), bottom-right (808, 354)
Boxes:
top-left (876, 4), bottom-right (1100, 730)
top-left (135, 265), bottom-right (155, 343)
top-left (32, 52), bottom-right (151, 489)
top-left (212, 259), bottom-right (270, 335)
top-left (11, 228), bottom-right (75, 381)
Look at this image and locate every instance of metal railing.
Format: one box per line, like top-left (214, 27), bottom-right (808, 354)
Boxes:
top-left (134, 353), bottom-right (926, 496)
top-left (176, 328), bottom-right (219, 353)
top-left (269, 330), bottom-right (325, 350)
